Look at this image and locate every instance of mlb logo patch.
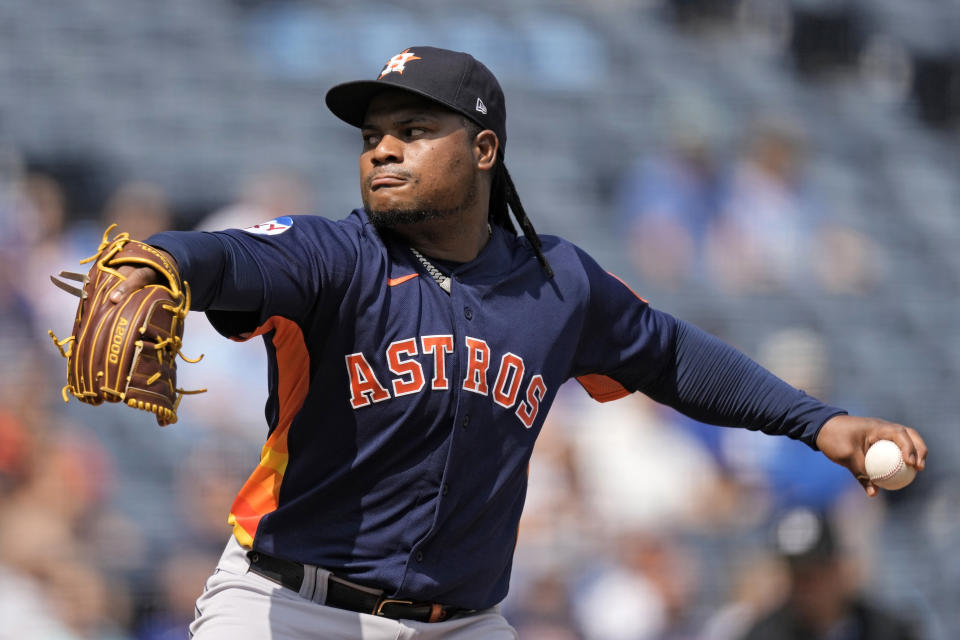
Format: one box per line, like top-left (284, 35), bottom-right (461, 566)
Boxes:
top-left (244, 216), bottom-right (293, 236)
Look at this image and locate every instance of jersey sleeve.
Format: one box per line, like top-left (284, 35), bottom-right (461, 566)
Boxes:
top-left (569, 246), bottom-right (680, 397)
top-left (147, 215), bottom-right (359, 336)
top-left (570, 247), bottom-right (845, 448)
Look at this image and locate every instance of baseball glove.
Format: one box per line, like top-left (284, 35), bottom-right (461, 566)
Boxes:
top-left (48, 225), bottom-right (203, 426)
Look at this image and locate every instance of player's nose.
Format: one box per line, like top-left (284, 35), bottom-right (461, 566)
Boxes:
top-left (371, 134), bottom-right (404, 165)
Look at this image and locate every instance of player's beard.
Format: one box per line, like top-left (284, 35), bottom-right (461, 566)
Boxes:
top-left (364, 178), bottom-right (479, 231)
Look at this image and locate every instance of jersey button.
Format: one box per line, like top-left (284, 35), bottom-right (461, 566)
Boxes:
top-left (464, 306), bottom-right (473, 320)
top-left (442, 483), bottom-right (449, 496)
top-left (462, 415), bottom-right (470, 428)
top-left (415, 551), bottom-right (424, 562)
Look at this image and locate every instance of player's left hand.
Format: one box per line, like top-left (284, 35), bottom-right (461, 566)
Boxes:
top-left (815, 415), bottom-right (927, 497)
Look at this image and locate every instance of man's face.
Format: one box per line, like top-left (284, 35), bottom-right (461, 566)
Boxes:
top-left (359, 91), bottom-right (479, 229)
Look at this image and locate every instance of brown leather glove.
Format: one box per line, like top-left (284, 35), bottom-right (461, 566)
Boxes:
top-left (49, 225), bottom-right (202, 425)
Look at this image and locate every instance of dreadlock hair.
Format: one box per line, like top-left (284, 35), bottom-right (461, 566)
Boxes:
top-left (491, 158), bottom-right (553, 278)
top-left (463, 117), bottom-right (554, 278)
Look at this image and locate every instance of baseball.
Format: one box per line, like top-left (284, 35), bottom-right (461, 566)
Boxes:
top-left (864, 440), bottom-right (916, 490)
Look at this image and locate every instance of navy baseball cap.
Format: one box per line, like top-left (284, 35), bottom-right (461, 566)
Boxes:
top-left (325, 46), bottom-right (507, 151)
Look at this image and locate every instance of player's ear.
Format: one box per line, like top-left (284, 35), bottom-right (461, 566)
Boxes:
top-left (474, 130), bottom-right (499, 172)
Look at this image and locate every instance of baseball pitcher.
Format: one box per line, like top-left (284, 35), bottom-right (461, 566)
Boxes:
top-left (52, 47), bottom-right (926, 639)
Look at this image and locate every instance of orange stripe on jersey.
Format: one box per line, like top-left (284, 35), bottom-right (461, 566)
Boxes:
top-left (387, 273), bottom-right (419, 287)
top-left (576, 373), bottom-right (631, 403)
top-left (606, 271), bottom-right (648, 303)
top-left (227, 316), bottom-right (309, 548)
top-left (575, 273), bottom-right (644, 404)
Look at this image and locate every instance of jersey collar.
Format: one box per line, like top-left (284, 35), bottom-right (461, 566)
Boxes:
top-left (357, 208), bottom-right (519, 284)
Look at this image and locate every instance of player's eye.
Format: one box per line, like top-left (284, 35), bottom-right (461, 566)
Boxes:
top-left (405, 127), bottom-right (426, 138)
top-left (362, 133), bottom-right (380, 147)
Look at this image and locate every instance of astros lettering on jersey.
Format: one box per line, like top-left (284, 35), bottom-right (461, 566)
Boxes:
top-left (345, 335), bottom-right (546, 428)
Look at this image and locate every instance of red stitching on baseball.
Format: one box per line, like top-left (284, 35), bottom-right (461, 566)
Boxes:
top-left (874, 456), bottom-right (904, 481)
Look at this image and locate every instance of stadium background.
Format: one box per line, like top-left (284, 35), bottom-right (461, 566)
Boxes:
top-left (1, 0), bottom-right (959, 638)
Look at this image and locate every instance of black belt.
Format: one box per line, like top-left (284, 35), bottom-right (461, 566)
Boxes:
top-left (247, 550), bottom-right (471, 623)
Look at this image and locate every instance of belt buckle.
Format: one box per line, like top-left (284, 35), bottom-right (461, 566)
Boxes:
top-left (374, 598), bottom-right (414, 617)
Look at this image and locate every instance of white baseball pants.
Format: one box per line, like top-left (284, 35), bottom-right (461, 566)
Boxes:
top-left (189, 536), bottom-right (518, 640)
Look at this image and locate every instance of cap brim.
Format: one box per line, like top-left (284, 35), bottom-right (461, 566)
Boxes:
top-left (325, 81), bottom-right (389, 128)
top-left (325, 80), bottom-right (479, 130)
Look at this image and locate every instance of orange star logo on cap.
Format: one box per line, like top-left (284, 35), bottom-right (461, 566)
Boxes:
top-left (378, 49), bottom-right (422, 78)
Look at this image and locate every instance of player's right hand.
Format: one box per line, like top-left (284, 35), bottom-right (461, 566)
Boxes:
top-left (109, 249), bottom-right (177, 304)
top-left (815, 414), bottom-right (927, 497)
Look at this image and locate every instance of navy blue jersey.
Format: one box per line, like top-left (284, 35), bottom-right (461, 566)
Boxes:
top-left (148, 210), bottom-right (843, 609)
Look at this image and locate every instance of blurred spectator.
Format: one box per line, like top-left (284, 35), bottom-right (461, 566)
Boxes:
top-left (0, 563), bottom-right (80, 640)
top-left (570, 393), bottom-right (722, 533)
top-left (705, 118), bottom-right (882, 294)
top-left (550, 390), bottom-right (721, 639)
top-left (136, 551), bottom-right (219, 640)
top-left (706, 118), bottom-right (817, 293)
top-left (0, 411), bottom-right (31, 494)
top-left (6, 426), bottom-right (112, 528)
top-left (0, 495), bottom-right (132, 639)
top-left (510, 388), bottom-right (716, 638)
top-left (21, 172), bottom-right (67, 249)
top-left (0, 386), bottom-right (137, 639)
top-left (0, 145), bottom-right (35, 254)
top-left (171, 440), bottom-right (254, 553)
top-left (101, 181), bottom-right (172, 241)
top-left (196, 170), bottom-right (313, 231)
top-left (574, 555), bottom-right (667, 640)
top-left (48, 561), bottom-right (130, 640)
top-left (616, 118), bottom-right (722, 289)
top-left (811, 223), bottom-right (883, 295)
top-left (700, 551), bottom-right (789, 640)
top-left (571, 529), bottom-right (698, 640)
top-left (738, 507), bottom-right (921, 640)
top-left (0, 156), bottom-right (47, 406)
top-left (506, 394), bottom-right (590, 636)
top-left (514, 396), bottom-right (590, 572)
top-left (508, 570), bottom-right (584, 640)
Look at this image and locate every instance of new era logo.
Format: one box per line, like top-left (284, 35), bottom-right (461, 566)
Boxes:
top-left (475, 97), bottom-right (487, 114)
